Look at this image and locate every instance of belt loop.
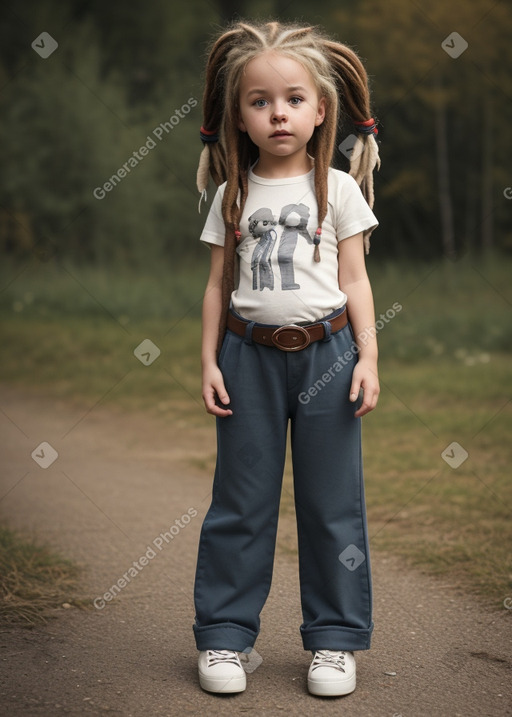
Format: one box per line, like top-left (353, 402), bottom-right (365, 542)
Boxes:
top-left (244, 321), bottom-right (255, 345)
top-left (321, 320), bottom-right (332, 342)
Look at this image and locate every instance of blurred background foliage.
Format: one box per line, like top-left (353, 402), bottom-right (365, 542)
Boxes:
top-left (1, 0), bottom-right (511, 267)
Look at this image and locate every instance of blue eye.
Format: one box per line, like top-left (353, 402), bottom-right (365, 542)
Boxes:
top-left (254, 99), bottom-right (268, 108)
top-left (289, 97), bottom-right (303, 105)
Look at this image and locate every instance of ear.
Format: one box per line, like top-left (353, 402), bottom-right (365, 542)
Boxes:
top-left (315, 97), bottom-right (326, 127)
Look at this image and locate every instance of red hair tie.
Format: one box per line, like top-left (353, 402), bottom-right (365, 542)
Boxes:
top-left (353, 118), bottom-right (378, 136)
top-left (200, 126), bottom-right (219, 143)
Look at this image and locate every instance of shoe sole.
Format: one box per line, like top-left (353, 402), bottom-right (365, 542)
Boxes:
top-left (307, 674), bottom-right (356, 697)
top-left (199, 673), bottom-right (247, 694)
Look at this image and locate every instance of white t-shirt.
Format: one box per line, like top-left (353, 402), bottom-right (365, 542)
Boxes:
top-left (200, 166), bottom-right (378, 325)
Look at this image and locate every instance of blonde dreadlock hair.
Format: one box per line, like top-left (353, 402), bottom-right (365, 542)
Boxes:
top-left (196, 20), bottom-right (380, 352)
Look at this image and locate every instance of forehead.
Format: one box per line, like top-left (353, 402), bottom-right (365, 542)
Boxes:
top-left (240, 50), bottom-right (316, 91)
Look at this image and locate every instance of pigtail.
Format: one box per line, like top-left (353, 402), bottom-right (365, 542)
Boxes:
top-left (308, 93), bottom-right (337, 262)
top-left (196, 26), bottom-right (251, 353)
top-left (216, 96), bottom-right (251, 354)
top-left (323, 40), bottom-right (381, 253)
top-left (196, 29), bottom-right (241, 202)
top-left (197, 23), bottom-right (259, 220)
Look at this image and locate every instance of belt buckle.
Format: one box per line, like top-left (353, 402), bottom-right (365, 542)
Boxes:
top-left (271, 324), bottom-right (311, 352)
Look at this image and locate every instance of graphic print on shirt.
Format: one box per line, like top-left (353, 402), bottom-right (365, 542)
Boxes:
top-left (248, 208), bottom-right (277, 291)
top-left (277, 203), bottom-right (313, 290)
top-left (248, 203), bottom-right (313, 292)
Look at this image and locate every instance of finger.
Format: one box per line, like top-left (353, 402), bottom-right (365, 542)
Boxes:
top-left (215, 388), bottom-right (231, 406)
top-left (204, 397), bottom-right (233, 417)
top-left (213, 389), bottom-right (233, 417)
top-left (203, 388), bottom-right (233, 417)
top-left (354, 402), bottom-right (371, 418)
top-left (354, 388), bottom-right (378, 417)
top-left (202, 388), bottom-right (217, 413)
top-left (349, 379), bottom-right (361, 403)
top-left (209, 404), bottom-right (233, 418)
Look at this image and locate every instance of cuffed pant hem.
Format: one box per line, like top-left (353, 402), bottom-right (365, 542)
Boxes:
top-left (300, 623), bottom-right (374, 652)
top-left (193, 623), bottom-right (257, 651)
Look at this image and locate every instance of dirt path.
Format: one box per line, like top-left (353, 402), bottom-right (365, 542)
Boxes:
top-left (0, 385), bottom-right (510, 717)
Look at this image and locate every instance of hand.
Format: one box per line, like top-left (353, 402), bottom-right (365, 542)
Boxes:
top-left (202, 363), bottom-right (232, 417)
top-left (349, 360), bottom-right (380, 417)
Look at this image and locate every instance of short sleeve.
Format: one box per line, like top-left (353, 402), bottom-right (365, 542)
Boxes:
top-left (329, 170), bottom-right (378, 242)
top-left (199, 183), bottom-right (227, 247)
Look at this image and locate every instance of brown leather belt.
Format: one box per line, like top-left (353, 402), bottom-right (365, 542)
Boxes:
top-left (226, 309), bottom-right (348, 352)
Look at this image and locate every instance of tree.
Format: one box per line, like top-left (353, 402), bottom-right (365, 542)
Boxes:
top-left (330, 0), bottom-right (512, 257)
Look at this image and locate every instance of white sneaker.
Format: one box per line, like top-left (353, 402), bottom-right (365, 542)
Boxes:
top-left (307, 650), bottom-right (356, 696)
top-left (198, 649), bottom-right (247, 693)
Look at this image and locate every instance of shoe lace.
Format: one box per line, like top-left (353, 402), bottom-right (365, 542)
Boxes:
top-left (207, 649), bottom-right (241, 667)
top-left (311, 650), bottom-right (347, 673)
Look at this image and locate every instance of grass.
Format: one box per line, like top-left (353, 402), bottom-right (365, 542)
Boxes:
top-left (356, 357), bottom-right (510, 603)
top-left (1, 254), bottom-right (511, 609)
top-left (0, 255), bottom-right (209, 322)
top-left (275, 354), bottom-right (512, 607)
top-left (0, 525), bottom-right (86, 626)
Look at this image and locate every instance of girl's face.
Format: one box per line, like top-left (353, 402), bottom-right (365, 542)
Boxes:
top-left (238, 51), bottom-right (325, 167)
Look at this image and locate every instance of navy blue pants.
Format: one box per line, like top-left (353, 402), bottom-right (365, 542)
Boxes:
top-left (193, 312), bottom-right (373, 652)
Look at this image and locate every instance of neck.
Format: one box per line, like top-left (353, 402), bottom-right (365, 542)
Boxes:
top-left (252, 150), bottom-right (314, 179)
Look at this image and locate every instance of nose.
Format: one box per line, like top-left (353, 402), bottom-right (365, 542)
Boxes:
top-left (272, 103), bottom-right (288, 123)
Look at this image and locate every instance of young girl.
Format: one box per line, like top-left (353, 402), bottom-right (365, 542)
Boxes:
top-left (193, 20), bottom-right (380, 698)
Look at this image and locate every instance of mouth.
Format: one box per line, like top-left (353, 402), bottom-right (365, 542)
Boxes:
top-left (270, 130), bottom-right (292, 137)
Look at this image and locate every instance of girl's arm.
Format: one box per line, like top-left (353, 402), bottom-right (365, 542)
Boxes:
top-left (201, 244), bottom-right (233, 417)
top-left (338, 232), bottom-right (380, 417)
